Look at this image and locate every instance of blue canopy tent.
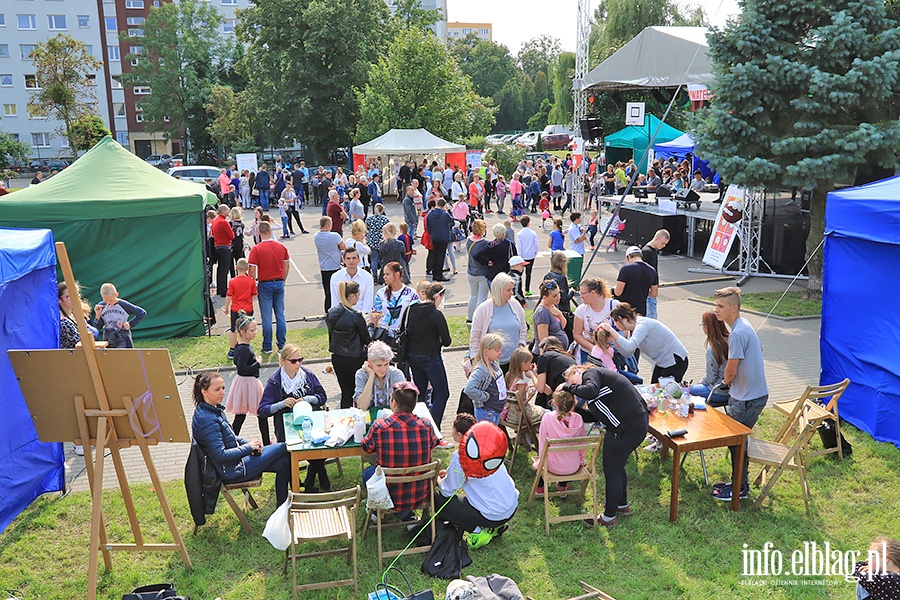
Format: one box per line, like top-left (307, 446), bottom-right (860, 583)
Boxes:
top-left (604, 114), bottom-right (683, 173)
top-left (822, 177), bottom-right (900, 448)
top-left (0, 228), bottom-right (65, 531)
top-left (653, 133), bottom-right (715, 180)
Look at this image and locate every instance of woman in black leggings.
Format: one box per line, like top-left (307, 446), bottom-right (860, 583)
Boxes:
top-left (562, 365), bottom-right (648, 527)
top-left (325, 281), bottom-right (375, 408)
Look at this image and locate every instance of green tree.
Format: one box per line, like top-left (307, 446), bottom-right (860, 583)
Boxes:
top-left (68, 115), bottom-right (111, 154)
top-left (389, 0), bottom-right (442, 30)
top-left (205, 85), bottom-right (258, 153)
top-left (28, 35), bottom-right (102, 149)
top-left (0, 131), bottom-right (31, 170)
top-left (494, 79), bottom-right (524, 132)
top-left (548, 52), bottom-right (576, 125)
top-left (239, 0), bottom-right (390, 160)
top-left (122, 0), bottom-right (225, 159)
top-left (450, 34), bottom-right (519, 99)
top-left (484, 144), bottom-right (526, 179)
top-left (527, 99), bottom-right (552, 130)
top-left (693, 0), bottom-right (900, 295)
top-left (517, 35), bottom-right (562, 78)
top-left (356, 28), bottom-right (495, 143)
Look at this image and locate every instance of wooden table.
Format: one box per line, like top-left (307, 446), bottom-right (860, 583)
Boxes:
top-left (648, 406), bottom-right (752, 522)
top-left (283, 413), bottom-right (365, 493)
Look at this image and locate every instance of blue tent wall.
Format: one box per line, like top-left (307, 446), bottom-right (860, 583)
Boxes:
top-left (0, 229), bottom-right (65, 532)
top-left (822, 177), bottom-right (900, 448)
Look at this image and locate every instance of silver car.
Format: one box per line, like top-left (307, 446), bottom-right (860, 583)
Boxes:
top-left (166, 165), bottom-right (221, 183)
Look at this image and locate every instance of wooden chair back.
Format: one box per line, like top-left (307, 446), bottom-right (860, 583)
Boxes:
top-left (499, 387), bottom-right (540, 472)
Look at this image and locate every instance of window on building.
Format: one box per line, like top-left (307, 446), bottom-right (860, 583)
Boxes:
top-left (78, 15), bottom-right (90, 27)
top-left (116, 131), bottom-right (129, 146)
top-left (32, 133), bottom-right (51, 148)
top-left (86, 74), bottom-right (97, 86)
top-left (110, 76), bottom-right (123, 89)
top-left (128, 28), bottom-right (144, 37)
top-left (24, 74), bottom-right (39, 88)
top-left (223, 18), bottom-right (235, 33)
top-left (113, 102), bottom-right (126, 116)
top-left (27, 105), bottom-right (47, 119)
top-left (135, 111), bottom-right (144, 122)
top-left (133, 85), bottom-right (151, 94)
top-left (130, 45), bottom-right (144, 65)
top-left (125, 0), bottom-right (145, 8)
top-left (0, 45), bottom-right (8, 58)
top-left (222, 0), bottom-right (238, 5)
top-left (3, 104), bottom-right (16, 117)
top-left (48, 15), bottom-right (67, 30)
top-left (10, 134), bottom-right (19, 142)
top-left (153, 0), bottom-right (161, 6)
top-left (126, 16), bottom-right (144, 25)
top-left (462, 28), bottom-right (471, 34)
top-left (478, 28), bottom-right (489, 35)
top-left (0, 15), bottom-right (6, 27)
top-left (105, 17), bottom-right (117, 32)
top-left (108, 45), bottom-right (120, 61)
top-left (20, 45), bottom-right (37, 59)
top-left (18, 15), bottom-right (37, 30)
top-left (85, 45), bottom-right (93, 56)
top-left (0, 74), bottom-right (12, 87)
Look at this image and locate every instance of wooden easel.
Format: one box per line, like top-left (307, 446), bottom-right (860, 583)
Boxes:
top-left (9, 242), bottom-right (191, 600)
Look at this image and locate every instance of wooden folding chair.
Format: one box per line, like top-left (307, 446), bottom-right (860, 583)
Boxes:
top-left (527, 435), bottom-right (603, 535)
top-left (748, 403), bottom-right (830, 515)
top-left (498, 389), bottom-right (541, 473)
top-left (214, 478), bottom-right (262, 534)
top-left (284, 486), bottom-right (360, 599)
top-left (361, 460), bottom-right (441, 570)
top-left (528, 581), bottom-right (617, 600)
top-left (772, 379), bottom-right (850, 460)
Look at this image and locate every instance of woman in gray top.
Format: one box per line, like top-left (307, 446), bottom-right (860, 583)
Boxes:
top-left (465, 219), bottom-right (490, 322)
top-left (601, 303), bottom-right (689, 383)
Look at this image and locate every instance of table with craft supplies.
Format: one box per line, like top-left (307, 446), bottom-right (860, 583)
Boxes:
top-left (284, 403), bottom-right (444, 492)
top-left (647, 399), bottom-right (752, 522)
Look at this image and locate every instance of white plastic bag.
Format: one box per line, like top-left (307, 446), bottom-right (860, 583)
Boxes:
top-left (262, 497), bottom-right (292, 551)
top-left (366, 466), bottom-right (394, 511)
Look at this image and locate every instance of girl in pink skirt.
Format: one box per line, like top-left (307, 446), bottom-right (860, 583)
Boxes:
top-left (226, 312), bottom-right (270, 444)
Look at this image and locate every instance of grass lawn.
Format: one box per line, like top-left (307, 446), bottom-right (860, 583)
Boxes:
top-left (2, 411), bottom-right (897, 599)
top-left (136, 313), bottom-right (531, 371)
top-left (705, 291), bottom-right (821, 318)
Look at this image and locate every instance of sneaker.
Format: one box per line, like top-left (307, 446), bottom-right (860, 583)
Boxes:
top-left (596, 516), bottom-right (618, 528)
top-left (437, 439), bottom-right (454, 448)
top-left (466, 528), bottom-right (495, 549)
top-left (524, 291), bottom-right (533, 297)
top-left (713, 483), bottom-right (749, 501)
top-left (713, 481), bottom-right (731, 491)
top-left (74, 444), bottom-right (85, 456)
top-left (227, 349), bottom-right (235, 360)
top-left (602, 503), bottom-right (632, 516)
top-left (535, 486), bottom-right (545, 495)
top-left (556, 483), bottom-right (569, 499)
top-left (644, 441), bottom-right (662, 453)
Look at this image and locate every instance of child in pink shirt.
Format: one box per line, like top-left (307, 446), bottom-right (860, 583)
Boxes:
top-left (590, 327), bottom-right (617, 371)
top-left (534, 390), bottom-right (586, 495)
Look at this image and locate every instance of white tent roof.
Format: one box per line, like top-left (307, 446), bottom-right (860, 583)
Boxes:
top-left (352, 128), bottom-right (465, 155)
top-left (581, 27), bottom-right (712, 91)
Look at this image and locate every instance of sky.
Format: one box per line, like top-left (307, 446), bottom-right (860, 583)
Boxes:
top-left (446, 0), bottom-right (741, 55)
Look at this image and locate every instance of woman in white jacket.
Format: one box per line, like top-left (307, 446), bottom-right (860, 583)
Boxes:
top-left (469, 273), bottom-right (528, 373)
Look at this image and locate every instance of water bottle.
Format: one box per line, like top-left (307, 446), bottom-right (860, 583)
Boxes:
top-left (657, 389), bottom-right (667, 413)
top-left (301, 417), bottom-right (312, 448)
top-left (353, 417), bottom-right (365, 444)
top-left (679, 397), bottom-right (690, 418)
top-left (323, 407), bottom-right (333, 432)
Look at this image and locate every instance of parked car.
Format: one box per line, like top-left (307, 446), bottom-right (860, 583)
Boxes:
top-left (502, 133), bottom-right (522, 144)
top-left (145, 154), bottom-right (172, 169)
top-left (541, 132), bottom-right (572, 151)
top-left (29, 158), bottom-right (71, 172)
top-left (515, 131), bottom-right (541, 149)
top-left (167, 165), bottom-right (220, 183)
top-left (485, 134), bottom-right (506, 146)
top-left (525, 152), bottom-right (554, 164)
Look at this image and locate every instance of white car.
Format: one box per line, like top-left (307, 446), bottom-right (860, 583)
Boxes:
top-left (167, 165), bottom-right (221, 183)
top-left (515, 131), bottom-right (541, 149)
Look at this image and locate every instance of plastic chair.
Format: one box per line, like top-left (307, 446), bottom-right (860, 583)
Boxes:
top-left (285, 486), bottom-right (360, 599)
top-left (361, 460), bottom-right (441, 570)
top-left (527, 435), bottom-right (603, 535)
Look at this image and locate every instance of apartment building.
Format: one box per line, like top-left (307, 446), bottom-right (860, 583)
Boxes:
top-left (387, 0), bottom-right (448, 42)
top-left (447, 22), bottom-right (492, 42)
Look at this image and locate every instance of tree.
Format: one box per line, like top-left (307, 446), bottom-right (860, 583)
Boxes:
top-left (692, 0), bottom-right (900, 296)
top-left (205, 85), bottom-right (258, 153)
top-left (122, 0), bottom-right (225, 158)
top-left (517, 35), bottom-right (562, 78)
top-left (68, 115), bottom-right (111, 154)
top-left (450, 35), bottom-right (519, 99)
top-left (483, 144), bottom-right (526, 179)
top-left (28, 35), bottom-right (102, 149)
top-left (0, 131), bottom-right (31, 170)
top-left (389, 0), bottom-right (442, 30)
top-left (356, 28), bottom-right (495, 143)
top-left (548, 52), bottom-right (576, 125)
top-left (239, 0), bottom-right (390, 160)
top-left (527, 99), bottom-right (552, 130)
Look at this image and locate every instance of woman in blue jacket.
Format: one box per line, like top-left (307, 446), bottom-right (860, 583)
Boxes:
top-left (191, 372), bottom-right (291, 505)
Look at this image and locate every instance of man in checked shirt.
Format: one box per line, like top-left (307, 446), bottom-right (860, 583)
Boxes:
top-left (362, 381), bottom-right (439, 520)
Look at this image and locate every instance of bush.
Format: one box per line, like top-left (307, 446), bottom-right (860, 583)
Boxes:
top-left (483, 144), bottom-right (526, 179)
top-left (462, 135), bottom-right (486, 150)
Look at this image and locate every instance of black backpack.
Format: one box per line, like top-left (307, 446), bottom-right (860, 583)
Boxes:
top-left (422, 521), bottom-right (472, 580)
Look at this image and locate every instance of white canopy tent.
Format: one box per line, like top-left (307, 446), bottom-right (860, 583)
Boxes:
top-left (352, 128), bottom-right (466, 196)
top-left (581, 26), bottom-right (712, 91)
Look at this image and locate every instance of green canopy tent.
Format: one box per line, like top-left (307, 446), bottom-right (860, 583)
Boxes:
top-left (0, 136), bottom-right (216, 339)
top-left (604, 114), bottom-right (684, 173)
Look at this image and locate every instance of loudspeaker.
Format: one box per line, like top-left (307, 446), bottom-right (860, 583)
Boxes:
top-left (655, 186), bottom-right (672, 198)
top-left (675, 188), bottom-right (700, 202)
top-left (634, 187), bottom-right (649, 199)
top-left (799, 189), bottom-right (811, 214)
top-left (579, 116), bottom-right (604, 141)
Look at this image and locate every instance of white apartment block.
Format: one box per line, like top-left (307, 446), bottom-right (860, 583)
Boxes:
top-left (387, 0), bottom-right (448, 42)
top-left (0, 0), bottom-right (251, 161)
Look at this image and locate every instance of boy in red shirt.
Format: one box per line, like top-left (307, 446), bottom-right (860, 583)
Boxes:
top-left (223, 257), bottom-right (258, 359)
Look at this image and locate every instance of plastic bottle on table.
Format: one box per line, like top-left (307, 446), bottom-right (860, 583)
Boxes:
top-left (354, 418), bottom-right (365, 443)
top-left (301, 418), bottom-right (312, 448)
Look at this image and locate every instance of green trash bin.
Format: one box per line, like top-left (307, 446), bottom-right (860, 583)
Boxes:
top-left (565, 250), bottom-right (584, 290)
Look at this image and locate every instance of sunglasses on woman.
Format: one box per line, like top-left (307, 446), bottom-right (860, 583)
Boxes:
top-left (286, 357), bottom-right (303, 364)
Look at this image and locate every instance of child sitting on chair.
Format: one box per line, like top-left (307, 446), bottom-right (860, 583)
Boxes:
top-left (362, 381), bottom-right (439, 520)
top-left (534, 390), bottom-right (586, 497)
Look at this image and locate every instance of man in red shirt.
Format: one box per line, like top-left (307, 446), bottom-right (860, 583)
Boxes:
top-left (211, 204), bottom-right (235, 298)
top-left (362, 381), bottom-right (438, 517)
top-left (326, 189), bottom-right (348, 235)
top-left (248, 221), bottom-right (290, 353)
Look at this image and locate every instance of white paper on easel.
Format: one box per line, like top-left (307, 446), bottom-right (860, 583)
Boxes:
top-left (413, 402), bottom-right (444, 440)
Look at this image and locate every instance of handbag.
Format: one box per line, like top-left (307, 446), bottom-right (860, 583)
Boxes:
top-left (122, 583), bottom-right (185, 600)
top-left (366, 465), bottom-right (395, 511)
top-left (817, 418), bottom-right (852, 457)
top-left (262, 496), bottom-right (292, 551)
top-left (373, 567), bottom-right (435, 600)
top-left (394, 302), bottom-right (412, 365)
top-left (421, 521), bottom-right (471, 580)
